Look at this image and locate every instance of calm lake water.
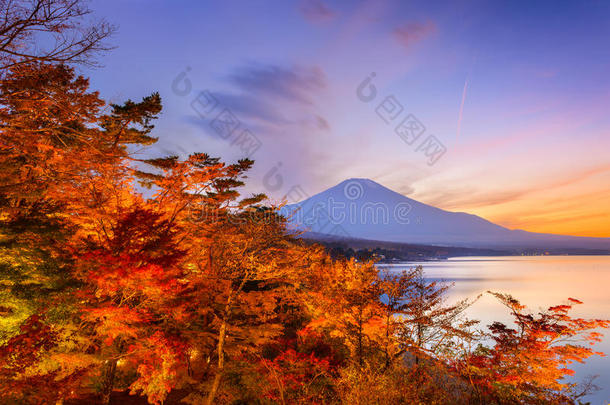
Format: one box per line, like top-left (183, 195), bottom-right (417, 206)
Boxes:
top-left (379, 256), bottom-right (610, 405)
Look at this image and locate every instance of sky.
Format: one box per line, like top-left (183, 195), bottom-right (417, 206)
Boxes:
top-left (85, 0), bottom-right (610, 237)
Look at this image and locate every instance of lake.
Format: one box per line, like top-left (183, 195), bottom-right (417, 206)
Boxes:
top-left (379, 256), bottom-right (610, 405)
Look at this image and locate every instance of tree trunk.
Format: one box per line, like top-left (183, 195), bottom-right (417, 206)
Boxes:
top-left (205, 318), bottom-right (227, 405)
top-left (384, 309), bottom-right (391, 368)
top-left (357, 306), bottom-right (364, 368)
top-left (205, 269), bottom-right (249, 405)
top-left (101, 359), bottom-right (118, 404)
top-left (415, 322), bottom-right (422, 365)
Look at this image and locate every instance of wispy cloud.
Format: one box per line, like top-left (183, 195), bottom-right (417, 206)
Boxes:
top-left (227, 64), bottom-right (326, 105)
top-left (418, 164), bottom-right (610, 211)
top-left (456, 78), bottom-right (468, 139)
top-left (179, 62), bottom-right (333, 199)
top-left (393, 21), bottom-right (436, 48)
top-left (210, 91), bottom-right (290, 126)
top-left (299, 0), bottom-right (336, 23)
top-left (314, 115), bottom-right (330, 131)
top-left (422, 188), bottom-right (527, 211)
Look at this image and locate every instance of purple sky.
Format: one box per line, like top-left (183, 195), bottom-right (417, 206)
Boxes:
top-left (86, 0), bottom-right (610, 236)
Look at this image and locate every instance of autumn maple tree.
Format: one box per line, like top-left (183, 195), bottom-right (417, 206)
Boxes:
top-left (1, 6), bottom-right (609, 403)
top-left (456, 293), bottom-right (609, 404)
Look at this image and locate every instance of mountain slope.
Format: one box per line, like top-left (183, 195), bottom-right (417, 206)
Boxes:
top-left (281, 178), bottom-right (610, 250)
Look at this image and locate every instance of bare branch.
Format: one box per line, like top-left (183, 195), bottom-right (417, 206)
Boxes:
top-left (0, 0), bottom-right (115, 72)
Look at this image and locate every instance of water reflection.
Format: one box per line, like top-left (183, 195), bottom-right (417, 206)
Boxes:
top-left (379, 256), bottom-right (610, 405)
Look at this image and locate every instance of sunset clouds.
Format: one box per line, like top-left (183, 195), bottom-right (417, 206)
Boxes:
top-left (87, 0), bottom-right (610, 237)
top-left (393, 21), bottom-right (436, 48)
top-left (299, 0), bottom-right (336, 23)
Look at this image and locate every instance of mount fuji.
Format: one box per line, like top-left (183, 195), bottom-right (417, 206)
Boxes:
top-left (281, 178), bottom-right (610, 250)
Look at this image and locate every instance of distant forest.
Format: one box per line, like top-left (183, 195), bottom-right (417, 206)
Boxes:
top-left (307, 235), bottom-right (610, 262)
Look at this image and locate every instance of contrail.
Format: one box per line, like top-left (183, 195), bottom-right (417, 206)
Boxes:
top-left (456, 78), bottom-right (468, 139)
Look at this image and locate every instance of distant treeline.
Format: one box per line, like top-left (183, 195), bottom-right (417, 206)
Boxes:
top-left (305, 235), bottom-right (610, 261)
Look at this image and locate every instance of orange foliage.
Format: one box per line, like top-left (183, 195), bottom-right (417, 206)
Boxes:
top-left (1, 61), bottom-right (609, 405)
top-left (458, 293), bottom-right (610, 403)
